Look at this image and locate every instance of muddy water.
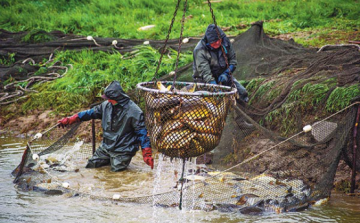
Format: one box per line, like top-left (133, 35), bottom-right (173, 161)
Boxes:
top-left (1, 135), bottom-right (360, 223)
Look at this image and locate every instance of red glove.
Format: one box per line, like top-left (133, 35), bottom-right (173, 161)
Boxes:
top-left (58, 114), bottom-right (80, 128)
top-left (142, 147), bottom-right (154, 169)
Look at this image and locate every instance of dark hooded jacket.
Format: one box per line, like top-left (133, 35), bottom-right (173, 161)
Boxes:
top-left (192, 24), bottom-right (237, 83)
top-left (77, 81), bottom-right (150, 154)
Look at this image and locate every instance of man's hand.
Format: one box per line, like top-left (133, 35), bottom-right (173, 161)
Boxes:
top-left (142, 147), bottom-right (154, 169)
top-left (218, 73), bottom-right (229, 85)
top-left (58, 114), bottom-right (80, 128)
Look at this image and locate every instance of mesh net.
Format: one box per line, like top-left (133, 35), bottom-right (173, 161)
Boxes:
top-left (8, 21), bottom-right (360, 214)
top-left (137, 81), bottom-right (236, 159)
top-left (11, 101), bottom-right (359, 214)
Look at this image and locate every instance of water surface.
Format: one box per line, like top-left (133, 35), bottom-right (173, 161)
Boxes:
top-left (1, 135), bottom-right (359, 223)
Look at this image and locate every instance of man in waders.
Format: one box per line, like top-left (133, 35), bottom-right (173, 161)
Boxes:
top-left (192, 24), bottom-right (249, 103)
top-left (58, 81), bottom-right (154, 171)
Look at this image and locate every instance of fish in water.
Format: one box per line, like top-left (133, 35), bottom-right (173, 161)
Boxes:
top-left (238, 206), bottom-right (264, 215)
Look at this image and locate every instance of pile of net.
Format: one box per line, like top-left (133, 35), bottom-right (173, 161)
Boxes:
top-left (137, 81), bottom-right (236, 158)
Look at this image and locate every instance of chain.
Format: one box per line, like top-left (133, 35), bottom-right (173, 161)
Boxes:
top-left (171, 0), bottom-right (188, 89)
top-left (153, 0), bottom-right (182, 82)
top-left (207, 0), bottom-right (234, 87)
top-left (207, 0), bottom-right (217, 27)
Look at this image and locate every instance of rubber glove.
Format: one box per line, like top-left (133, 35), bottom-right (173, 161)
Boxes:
top-left (218, 73), bottom-right (229, 85)
top-left (209, 80), bottom-right (217, 85)
top-left (142, 147), bottom-right (154, 169)
top-left (58, 114), bottom-right (80, 128)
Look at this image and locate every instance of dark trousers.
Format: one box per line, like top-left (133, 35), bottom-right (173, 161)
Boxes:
top-left (85, 145), bottom-right (134, 172)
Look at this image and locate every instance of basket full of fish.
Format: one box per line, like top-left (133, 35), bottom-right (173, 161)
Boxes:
top-left (136, 81), bottom-right (237, 159)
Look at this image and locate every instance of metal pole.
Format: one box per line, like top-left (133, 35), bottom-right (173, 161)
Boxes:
top-left (92, 119), bottom-right (96, 154)
top-left (179, 158), bottom-right (186, 210)
top-left (90, 102), bottom-right (101, 155)
top-left (350, 105), bottom-right (360, 193)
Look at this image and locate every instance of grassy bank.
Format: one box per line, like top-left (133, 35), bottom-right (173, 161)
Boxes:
top-left (1, 0), bottom-right (359, 45)
top-left (0, 0), bottom-right (359, 118)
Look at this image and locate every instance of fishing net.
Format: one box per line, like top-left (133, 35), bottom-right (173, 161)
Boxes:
top-left (8, 5), bottom-right (360, 214)
top-left (11, 101), bottom-right (360, 214)
top-left (137, 81), bottom-right (236, 159)
top-left (12, 122), bottom-right (92, 187)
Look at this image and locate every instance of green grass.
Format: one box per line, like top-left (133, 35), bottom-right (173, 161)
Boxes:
top-left (17, 45), bottom-right (193, 114)
top-left (261, 78), bottom-right (357, 135)
top-left (1, 0), bottom-right (359, 40)
top-left (1, 0), bottom-right (359, 116)
top-left (326, 85), bottom-right (360, 112)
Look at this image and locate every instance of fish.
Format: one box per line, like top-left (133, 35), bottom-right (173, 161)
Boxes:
top-left (151, 124), bottom-right (162, 145)
top-left (159, 129), bottom-right (196, 151)
top-left (34, 183), bottom-right (61, 192)
top-left (153, 105), bottom-right (181, 123)
top-left (312, 197), bottom-right (329, 206)
top-left (146, 93), bottom-right (180, 109)
top-left (214, 204), bottom-right (241, 213)
top-left (238, 206), bottom-right (264, 215)
top-left (196, 133), bottom-right (220, 148)
top-left (161, 120), bottom-right (183, 135)
top-left (179, 83), bottom-right (196, 93)
top-left (161, 129), bottom-right (191, 144)
top-left (183, 118), bottom-right (220, 134)
top-left (179, 104), bottom-right (211, 120)
top-left (44, 189), bottom-right (64, 195)
top-left (189, 139), bottom-right (206, 156)
top-left (156, 81), bottom-right (171, 91)
top-left (235, 194), bottom-right (260, 205)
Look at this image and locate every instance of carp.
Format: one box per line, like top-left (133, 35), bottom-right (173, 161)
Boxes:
top-left (196, 133), bottom-right (220, 147)
top-left (146, 93), bottom-right (180, 109)
top-left (159, 129), bottom-right (193, 150)
top-left (156, 81), bottom-right (171, 92)
top-left (162, 120), bottom-right (183, 135)
top-left (183, 118), bottom-right (220, 134)
top-left (179, 104), bottom-right (211, 120)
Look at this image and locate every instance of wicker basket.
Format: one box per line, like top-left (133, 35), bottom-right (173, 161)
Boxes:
top-left (137, 81), bottom-right (237, 158)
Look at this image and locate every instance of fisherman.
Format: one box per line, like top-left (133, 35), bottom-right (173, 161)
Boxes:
top-left (57, 81), bottom-right (154, 171)
top-left (192, 24), bottom-right (249, 103)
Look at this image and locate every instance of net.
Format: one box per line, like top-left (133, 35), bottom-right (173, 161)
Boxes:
top-left (137, 81), bottom-right (236, 159)
top-left (11, 102), bottom-right (359, 214)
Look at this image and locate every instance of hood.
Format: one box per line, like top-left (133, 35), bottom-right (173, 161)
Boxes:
top-left (204, 24), bottom-right (227, 44)
top-left (102, 81), bottom-right (130, 105)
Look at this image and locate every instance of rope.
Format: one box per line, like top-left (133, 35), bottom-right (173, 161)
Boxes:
top-left (317, 44), bottom-right (360, 53)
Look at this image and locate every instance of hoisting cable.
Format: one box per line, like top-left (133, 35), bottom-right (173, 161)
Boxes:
top-left (171, 0), bottom-right (188, 90)
top-left (152, 0), bottom-right (182, 83)
top-left (178, 158), bottom-right (186, 210)
top-left (174, 0), bottom-right (188, 210)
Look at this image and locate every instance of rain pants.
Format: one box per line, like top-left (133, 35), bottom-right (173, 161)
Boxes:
top-left (77, 81), bottom-right (150, 171)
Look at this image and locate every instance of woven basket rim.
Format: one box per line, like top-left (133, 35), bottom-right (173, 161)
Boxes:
top-left (136, 81), bottom-right (237, 96)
